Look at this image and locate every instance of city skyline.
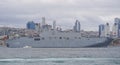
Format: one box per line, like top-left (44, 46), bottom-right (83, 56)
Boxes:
top-left (0, 0), bottom-right (120, 31)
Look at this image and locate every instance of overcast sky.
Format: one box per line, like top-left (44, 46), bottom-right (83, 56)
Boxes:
top-left (0, 0), bottom-right (120, 31)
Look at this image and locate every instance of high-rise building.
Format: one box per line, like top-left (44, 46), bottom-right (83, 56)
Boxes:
top-left (53, 20), bottom-right (56, 30)
top-left (104, 23), bottom-right (110, 37)
top-left (115, 18), bottom-right (120, 24)
top-left (112, 23), bottom-right (118, 38)
top-left (74, 20), bottom-right (80, 32)
top-left (99, 24), bottom-right (105, 37)
top-left (114, 18), bottom-right (120, 37)
top-left (26, 21), bottom-right (35, 30)
top-left (42, 17), bottom-right (46, 26)
top-left (99, 23), bottom-right (110, 37)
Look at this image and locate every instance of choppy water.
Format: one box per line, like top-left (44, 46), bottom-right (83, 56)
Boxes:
top-left (0, 47), bottom-right (120, 65)
top-left (0, 58), bottom-right (120, 65)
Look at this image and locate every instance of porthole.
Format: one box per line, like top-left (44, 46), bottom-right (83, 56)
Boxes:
top-left (42, 37), bottom-right (45, 40)
top-left (67, 37), bottom-right (69, 40)
top-left (75, 37), bottom-right (77, 39)
top-left (59, 37), bottom-right (62, 39)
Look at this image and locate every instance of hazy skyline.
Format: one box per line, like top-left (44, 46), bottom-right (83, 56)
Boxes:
top-left (0, 0), bottom-right (120, 31)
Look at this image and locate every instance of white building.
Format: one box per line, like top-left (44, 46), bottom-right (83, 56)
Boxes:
top-left (99, 23), bottom-right (110, 37)
top-left (112, 23), bottom-right (118, 38)
top-left (42, 17), bottom-right (46, 26)
top-left (104, 23), bottom-right (110, 37)
top-left (53, 20), bottom-right (56, 30)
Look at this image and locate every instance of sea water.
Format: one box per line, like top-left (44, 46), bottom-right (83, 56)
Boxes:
top-left (0, 47), bottom-right (120, 65)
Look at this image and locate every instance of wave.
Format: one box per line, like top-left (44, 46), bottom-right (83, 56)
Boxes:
top-left (0, 58), bottom-right (120, 63)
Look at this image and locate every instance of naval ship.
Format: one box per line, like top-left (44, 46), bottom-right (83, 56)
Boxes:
top-left (6, 20), bottom-right (112, 48)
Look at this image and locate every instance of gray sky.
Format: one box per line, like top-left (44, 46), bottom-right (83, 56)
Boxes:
top-left (0, 0), bottom-right (120, 31)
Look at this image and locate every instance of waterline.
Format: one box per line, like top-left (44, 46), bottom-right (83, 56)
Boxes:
top-left (0, 58), bottom-right (120, 63)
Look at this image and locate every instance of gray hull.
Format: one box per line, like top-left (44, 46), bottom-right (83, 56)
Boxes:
top-left (6, 37), bottom-right (110, 48)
